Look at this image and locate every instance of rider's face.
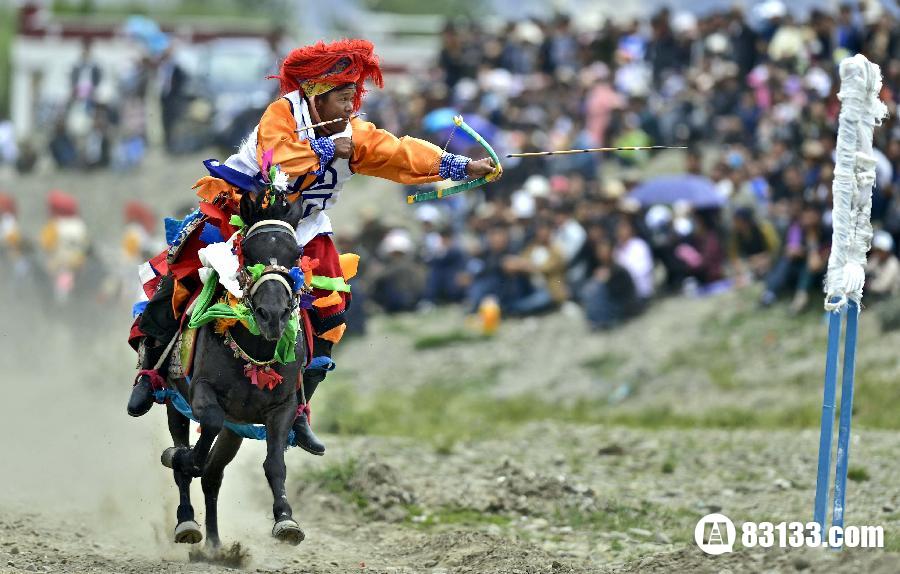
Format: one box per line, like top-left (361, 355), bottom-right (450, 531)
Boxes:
top-left (313, 85), bottom-right (355, 135)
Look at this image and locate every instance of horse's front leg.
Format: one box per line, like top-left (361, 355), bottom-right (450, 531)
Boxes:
top-left (164, 403), bottom-right (202, 544)
top-left (265, 403), bottom-right (305, 545)
top-left (202, 429), bottom-right (243, 548)
top-left (173, 378), bottom-right (224, 478)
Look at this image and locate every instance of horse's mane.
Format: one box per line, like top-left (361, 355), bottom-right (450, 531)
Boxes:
top-left (240, 191), bottom-right (300, 229)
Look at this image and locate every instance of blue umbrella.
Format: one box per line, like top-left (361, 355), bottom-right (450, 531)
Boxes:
top-left (631, 175), bottom-right (723, 208)
top-left (124, 16), bottom-right (170, 56)
top-left (423, 109), bottom-right (498, 154)
top-left (423, 108), bottom-right (458, 132)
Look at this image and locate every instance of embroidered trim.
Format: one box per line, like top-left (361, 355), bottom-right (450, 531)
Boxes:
top-left (310, 137), bottom-right (336, 176)
top-left (439, 153), bottom-right (470, 181)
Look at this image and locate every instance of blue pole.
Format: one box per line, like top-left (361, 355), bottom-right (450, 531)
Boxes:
top-left (832, 299), bottom-right (859, 544)
top-left (814, 304), bottom-right (844, 532)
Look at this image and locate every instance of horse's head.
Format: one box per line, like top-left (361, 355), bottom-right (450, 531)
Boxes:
top-left (238, 191), bottom-right (304, 341)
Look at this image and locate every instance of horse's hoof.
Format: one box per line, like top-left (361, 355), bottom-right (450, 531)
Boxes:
top-left (272, 519), bottom-right (305, 545)
top-left (160, 447), bottom-right (179, 469)
top-left (174, 520), bottom-right (203, 544)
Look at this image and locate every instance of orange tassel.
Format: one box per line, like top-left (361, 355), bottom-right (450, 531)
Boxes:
top-left (319, 324), bottom-right (346, 344)
top-left (339, 253), bottom-right (360, 280)
top-left (312, 290), bottom-right (343, 308)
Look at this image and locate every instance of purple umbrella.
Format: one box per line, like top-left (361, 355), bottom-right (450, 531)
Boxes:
top-left (630, 175), bottom-right (723, 208)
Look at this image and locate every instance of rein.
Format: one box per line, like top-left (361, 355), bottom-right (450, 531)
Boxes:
top-left (223, 219), bottom-right (309, 370)
top-left (243, 219), bottom-right (296, 242)
top-left (239, 219), bottom-right (306, 309)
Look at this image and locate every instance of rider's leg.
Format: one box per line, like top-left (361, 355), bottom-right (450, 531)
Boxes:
top-left (292, 233), bottom-right (354, 454)
top-left (292, 337), bottom-right (333, 455)
top-left (128, 274), bottom-right (179, 417)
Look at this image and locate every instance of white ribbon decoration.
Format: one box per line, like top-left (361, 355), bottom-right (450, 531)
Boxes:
top-left (197, 231), bottom-right (243, 298)
top-left (824, 54), bottom-right (888, 312)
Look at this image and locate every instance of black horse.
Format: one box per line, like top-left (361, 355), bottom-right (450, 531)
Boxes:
top-left (159, 191), bottom-right (308, 547)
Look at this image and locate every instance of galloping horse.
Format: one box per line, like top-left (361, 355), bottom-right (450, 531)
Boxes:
top-left (159, 191), bottom-right (308, 547)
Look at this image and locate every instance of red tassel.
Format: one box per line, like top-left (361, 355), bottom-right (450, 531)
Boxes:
top-left (136, 369), bottom-right (166, 392)
top-left (244, 364), bottom-right (284, 391)
top-left (296, 401), bottom-right (311, 423)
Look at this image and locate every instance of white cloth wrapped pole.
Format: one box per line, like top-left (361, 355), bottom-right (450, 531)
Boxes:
top-left (824, 55), bottom-right (888, 312)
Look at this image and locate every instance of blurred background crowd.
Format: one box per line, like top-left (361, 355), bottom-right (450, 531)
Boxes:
top-left (2, 0), bottom-right (900, 333)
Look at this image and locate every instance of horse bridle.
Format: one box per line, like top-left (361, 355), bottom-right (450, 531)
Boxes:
top-left (239, 219), bottom-right (305, 311)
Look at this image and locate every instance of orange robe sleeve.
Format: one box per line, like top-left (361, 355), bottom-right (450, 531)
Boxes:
top-left (350, 118), bottom-right (446, 185)
top-left (256, 98), bottom-right (321, 180)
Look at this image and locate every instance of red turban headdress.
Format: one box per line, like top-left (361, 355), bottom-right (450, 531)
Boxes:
top-left (270, 39), bottom-right (384, 112)
top-left (47, 189), bottom-right (79, 217)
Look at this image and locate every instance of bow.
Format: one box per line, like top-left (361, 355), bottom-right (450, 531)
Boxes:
top-left (407, 115), bottom-right (502, 204)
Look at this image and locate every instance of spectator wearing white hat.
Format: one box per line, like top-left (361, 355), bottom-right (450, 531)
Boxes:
top-left (371, 229), bottom-right (426, 314)
top-left (866, 230), bottom-right (900, 299)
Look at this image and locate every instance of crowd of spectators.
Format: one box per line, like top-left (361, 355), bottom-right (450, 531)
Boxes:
top-left (346, 1), bottom-right (900, 330)
top-left (6, 3), bottom-right (900, 332)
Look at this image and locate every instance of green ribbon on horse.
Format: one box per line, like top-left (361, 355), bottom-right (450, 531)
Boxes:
top-left (188, 271), bottom-right (299, 365)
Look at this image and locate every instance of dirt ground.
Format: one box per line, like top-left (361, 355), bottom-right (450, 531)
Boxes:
top-left (1, 153), bottom-right (898, 573)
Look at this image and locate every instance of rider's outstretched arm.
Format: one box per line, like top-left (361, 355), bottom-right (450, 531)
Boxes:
top-left (350, 118), bottom-right (471, 185)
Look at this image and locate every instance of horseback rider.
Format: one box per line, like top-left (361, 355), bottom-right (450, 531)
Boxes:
top-left (127, 39), bottom-right (500, 455)
top-left (41, 189), bottom-right (90, 303)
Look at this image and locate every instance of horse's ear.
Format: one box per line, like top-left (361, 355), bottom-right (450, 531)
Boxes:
top-left (285, 197), bottom-right (304, 229)
top-left (239, 192), bottom-right (256, 226)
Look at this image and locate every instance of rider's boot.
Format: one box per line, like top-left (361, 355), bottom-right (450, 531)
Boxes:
top-left (127, 338), bottom-right (168, 417)
top-left (292, 339), bottom-right (332, 455)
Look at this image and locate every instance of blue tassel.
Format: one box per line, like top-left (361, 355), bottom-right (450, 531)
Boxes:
top-left (132, 300), bottom-right (149, 318)
top-left (199, 222), bottom-right (224, 245)
top-left (288, 266), bottom-right (304, 291)
top-left (307, 356), bottom-right (336, 372)
top-left (164, 217), bottom-right (182, 246)
top-left (164, 209), bottom-right (204, 247)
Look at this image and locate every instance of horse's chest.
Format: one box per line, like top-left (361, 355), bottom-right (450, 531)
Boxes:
top-left (190, 327), bottom-right (298, 424)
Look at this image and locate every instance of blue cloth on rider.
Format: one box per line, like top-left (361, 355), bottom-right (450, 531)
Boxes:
top-left (203, 158), bottom-right (266, 192)
top-left (309, 137), bottom-right (336, 177)
top-left (439, 153), bottom-right (470, 181)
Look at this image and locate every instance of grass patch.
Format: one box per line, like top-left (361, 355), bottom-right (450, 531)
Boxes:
top-left (661, 456), bottom-right (676, 475)
top-left (581, 353), bottom-right (627, 378)
top-left (847, 466), bottom-right (870, 482)
top-left (555, 500), bottom-right (695, 541)
top-left (413, 329), bottom-right (488, 350)
top-left (316, 297), bottom-right (900, 436)
top-left (661, 342), bottom-right (739, 390)
top-left (404, 504), bottom-right (512, 529)
top-left (884, 531), bottom-right (900, 552)
top-left (315, 375), bottom-right (900, 448)
top-left (848, 370), bottom-right (900, 430)
top-left (301, 458), bottom-right (369, 510)
top-left (379, 315), bottom-right (418, 336)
